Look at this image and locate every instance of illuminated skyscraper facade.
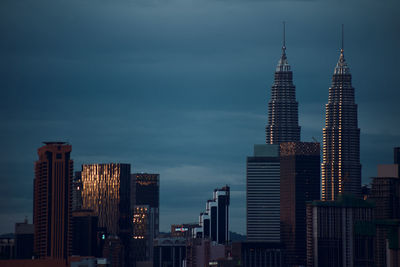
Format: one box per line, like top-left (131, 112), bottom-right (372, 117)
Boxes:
top-left (81, 163), bottom-right (131, 235)
top-left (33, 142), bottom-right (73, 260)
top-left (322, 43), bottom-right (361, 200)
top-left (266, 24), bottom-right (300, 144)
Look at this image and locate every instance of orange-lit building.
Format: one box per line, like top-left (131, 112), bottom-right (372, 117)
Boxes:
top-left (33, 142), bottom-right (73, 260)
top-left (81, 163), bottom-right (131, 235)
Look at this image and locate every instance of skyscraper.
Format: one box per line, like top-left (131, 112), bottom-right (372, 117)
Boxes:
top-left (131, 173), bottom-right (160, 263)
top-left (321, 28), bottom-right (361, 200)
top-left (370, 148), bottom-right (400, 267)
top-left (81, 163), bottom-right (131, 266)
top-left (306, 196), bottom-right (374, 267)
top-left (266, 23), bottom-right (300, 144)
top-left (81, 163), bottom-right (131, 236)
top-left (199, 186), bottom-right (230, 244)
top-left (280, 142), bottom-right (320, 266)
top-left (246, 144), bottom-right (280, 242)
top-left (33, 142), bottom-right (73, 260)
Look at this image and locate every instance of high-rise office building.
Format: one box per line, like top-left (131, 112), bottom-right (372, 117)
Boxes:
top-left (266, 23), bottom-right (300, 144)
top-left (306, 196), bottom-right (374, 267)
top-left (370, 148), bottom-right (400, 267)
top-left (33, 142), bottom-right (73, 260)
top-left (246, 144), bottom-right (280, 242)
top-left (280, 142), bottom-right (320, 266)
top-left (81, 163), bottom-right (131, 235)
top-left (131, 173), bottom-right (160, 263)
top-left (321, 30), bottom-right (361, 200)
top-left (14, 218), bottom-right (34, 259)
top-left (71, 210), bottom-right (98, 257)
top-left (81, 163), bottom-right (131, 266)
top-left (198, 186), bottom-right (230, 244)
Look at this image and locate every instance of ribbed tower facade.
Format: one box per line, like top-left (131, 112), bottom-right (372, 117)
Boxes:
top-left (266, 25), bottom-right (301, 144)
top-left (322, 45), bottom-right (361, 201)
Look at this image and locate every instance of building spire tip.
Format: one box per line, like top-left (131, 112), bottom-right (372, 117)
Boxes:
top-left (282, 21), bottom-right (286, 53)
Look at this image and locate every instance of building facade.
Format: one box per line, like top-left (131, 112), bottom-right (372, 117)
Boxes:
top-left (131, 173), bottom-right (160, 263)
top-left (246, 144), bottom-right (280, 242)
top-left (321, 43), bottom-right (361, 200)
top-left (198, 186), bottom-right (230, 244)
top-left (370, 148), bottom-right (400, 267)
top-left (81, 163), bottom-right (131, 266)
top-left (33, 142), bottom-right (73, 260)
top-left (306, 196), bottom-right (374, 267)
top-left (71, 210), bottom-right (98, 257)
top-left (15, 219), bottom-right (34, 259)
top-left (81, 163), bottom-right (131, 235)
top-left (265, 24), bottom-right (300, 144)
top-left (280, 142), bottom-right (320, 266)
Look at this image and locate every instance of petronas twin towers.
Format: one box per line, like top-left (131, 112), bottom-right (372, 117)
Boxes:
top-left (266, 24), bottom-right (361, 200)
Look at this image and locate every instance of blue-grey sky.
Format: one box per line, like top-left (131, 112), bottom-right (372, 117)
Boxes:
top-left (0, 0), bottom-right (399, 234)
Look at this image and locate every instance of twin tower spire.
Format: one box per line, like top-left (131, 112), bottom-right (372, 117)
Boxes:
top-left (265, 24), bottom-right (361, 200)
top-left (266, 22), bottom-right (300, 144)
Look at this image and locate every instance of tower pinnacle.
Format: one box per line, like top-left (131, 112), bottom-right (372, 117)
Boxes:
top-left (282, 21), bottom-right (286, 55)
top-left (266, 23), bottom-right (300, 144)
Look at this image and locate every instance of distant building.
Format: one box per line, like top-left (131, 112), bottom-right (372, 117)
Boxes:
top-left (81, 163), bottom-right (131, 266)
top-left (231, 241), bottom-right (283, 267)
top-left (33, 142), bottom-right (73, 260)
top-left (171, 224), bottom-right (200, 239)
top-left (0, 234), bottom-right (15, 260)
top-left (370, 147), bottom-right (400, 267)
top-left (102, 236), bottom-right (124, 267)
top-left (321, 38), bottom-right (361, 200)
top-left (71, 210), bottom-right (98, 257)
top-left (153, 237), bottom-right (186, 267)
top-left (280, 142), bottom-right (320, 266)
top-left (198, 186), bottom-right (230, 244)
top-left (246, 144), bottom-right (280, 242)
top-left (72, 171), bottom-right (83, 211)
top-left (131, 173), bottom-right (160, 263)
top-left (394, 147), bottom-right (400, 165)
top-left (306, 196), bottom-right (374, 267)
top-left (185, 238), bottom-right (228, 267)
top-left (14, 218), bottom-right (34, 259)
top-left (81, 163), bottom-right (131, 235)
top-left (265, 23), bottom-right (301, 144)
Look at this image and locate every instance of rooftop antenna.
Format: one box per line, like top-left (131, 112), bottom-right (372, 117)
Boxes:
top-left (341, 24), bottom-right (344, 53)
top-left (282, 21), bottom-right (286, 54)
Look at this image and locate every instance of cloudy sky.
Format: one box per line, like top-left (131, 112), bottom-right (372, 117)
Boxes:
top-left (0, 0), bottom-right (399, 234)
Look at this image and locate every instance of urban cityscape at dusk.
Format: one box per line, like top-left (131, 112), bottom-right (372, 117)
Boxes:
top-left (0, 0), bottom-right (399, 266)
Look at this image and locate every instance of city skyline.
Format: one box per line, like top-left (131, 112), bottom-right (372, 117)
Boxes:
top-left (1, 0), bottom-right (399, 236)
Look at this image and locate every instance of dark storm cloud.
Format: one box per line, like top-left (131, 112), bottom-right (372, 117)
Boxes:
top-left (0, 0), bottom-right (399, 233)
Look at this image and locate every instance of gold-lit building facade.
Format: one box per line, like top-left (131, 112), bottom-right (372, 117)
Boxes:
top-left (81, 163), bottom-right (131, 235)
top-left (321, 46), bottom-right (361, 201)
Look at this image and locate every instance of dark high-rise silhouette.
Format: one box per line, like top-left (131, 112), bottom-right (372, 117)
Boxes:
top-left (246, 144), bottom-right (280, 242)
top-left (131, 173), bottom-right (160, 262)
top-left (199, 186), bottom-right (230, 244)
top-left (280, 142), bottom-right (320, 266)
top-left (33, 142), bottom-right (73, 260)
top-left (370, 148), bottom-right (400, 267)
top-left (266, 23), bottom-right (300, 144)
top-left (322, 27), bottom-right (361, 200)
